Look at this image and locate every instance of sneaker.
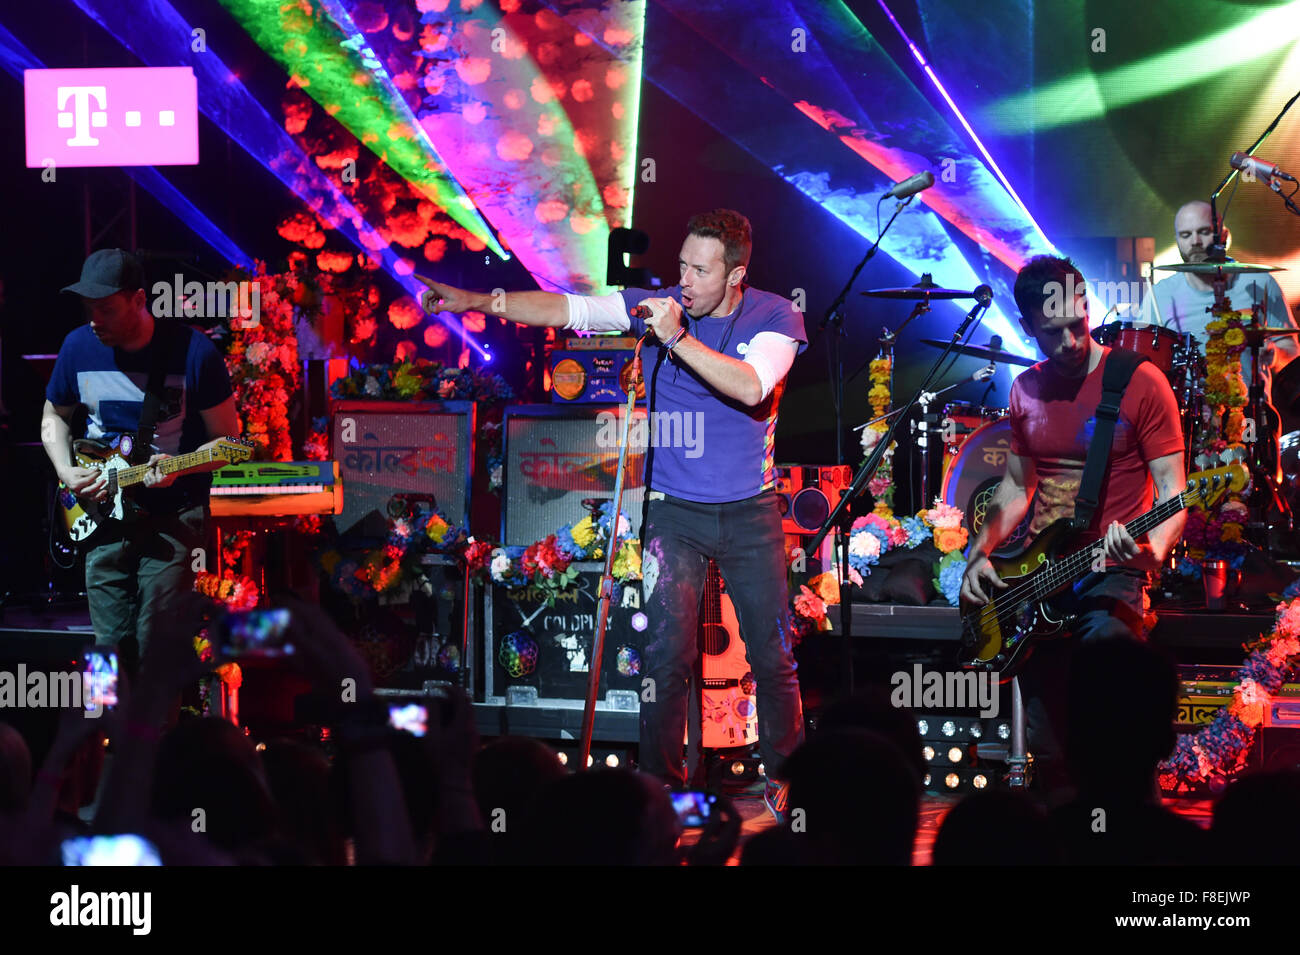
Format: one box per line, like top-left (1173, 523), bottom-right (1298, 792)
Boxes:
top-left (763, 779), bottom-right (790, 825)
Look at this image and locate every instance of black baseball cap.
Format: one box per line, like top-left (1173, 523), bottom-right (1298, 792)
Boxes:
top-left (62, 249), bottom-right (146, 298)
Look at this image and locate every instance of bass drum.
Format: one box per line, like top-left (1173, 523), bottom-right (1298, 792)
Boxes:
top-left (940, 418), bottom-right (1033, 555)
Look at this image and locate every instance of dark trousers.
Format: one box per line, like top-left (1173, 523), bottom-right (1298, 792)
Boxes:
top-left (1017, 570), bottom-right (1146, 801)
top-left (84, 504), bottom-right (207, 667)
top-left (638, 490), bottom-right (805, 786)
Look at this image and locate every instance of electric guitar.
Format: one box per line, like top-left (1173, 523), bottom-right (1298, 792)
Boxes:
top-left (959, 463), bottom-right (1247, 676)
top-left (58, 437), bottom-right (253, 545)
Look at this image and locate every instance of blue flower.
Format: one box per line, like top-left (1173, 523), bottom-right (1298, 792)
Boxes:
top-left (901, 516), bottom-right (931, 549)
top-left (934, 550), bottom-right (965, 607)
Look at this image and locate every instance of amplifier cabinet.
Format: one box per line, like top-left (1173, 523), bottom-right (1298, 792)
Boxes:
top-left (502, 404), bottom-right (647, 547)
top-left (484, 563), bottom-right (645, 711)
top-left (331, 400), bottom-right (475, 540)
top-left (775, 464), bottom-right (854, 535)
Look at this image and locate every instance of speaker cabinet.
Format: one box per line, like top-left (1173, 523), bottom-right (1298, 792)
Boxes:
top-left (331, 400), bottom-right (475, 540)
top-left (775, 464), bottom-right (853, 535)
top-left (502, 404), bottom-right (647, 547)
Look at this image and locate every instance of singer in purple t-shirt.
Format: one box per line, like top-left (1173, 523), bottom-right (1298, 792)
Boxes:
top-left (418, 210), bottom-right (808, 821)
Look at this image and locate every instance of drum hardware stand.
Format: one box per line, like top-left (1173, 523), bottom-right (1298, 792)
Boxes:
top-left (805, 195), bottom-right (919, 695)
top-left (809, 288), bottom-right (995, 696)
top-left (1005, 675), bottom-right (1029, 789)
top-left (1242, 311), bottom-right (1294, 553)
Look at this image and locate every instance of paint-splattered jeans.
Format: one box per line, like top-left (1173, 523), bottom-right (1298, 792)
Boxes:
top-left (638, 489), bottom-right (804, 786)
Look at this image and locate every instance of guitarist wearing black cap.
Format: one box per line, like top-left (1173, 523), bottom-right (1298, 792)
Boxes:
top-left (40, 249), bottom-right (240, 669)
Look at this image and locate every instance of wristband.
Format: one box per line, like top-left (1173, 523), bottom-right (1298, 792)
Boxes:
top-left (662, 327), bottom-right (688, 352)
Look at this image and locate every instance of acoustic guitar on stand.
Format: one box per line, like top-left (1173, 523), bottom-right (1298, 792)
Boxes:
top-left (58, 436), bottom-right (252, 545)
top-left (959, 462), bottom-right (1247, 676)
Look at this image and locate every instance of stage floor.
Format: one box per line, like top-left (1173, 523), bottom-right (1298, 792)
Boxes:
top-left (681, 791), bottom-right (1216, 865)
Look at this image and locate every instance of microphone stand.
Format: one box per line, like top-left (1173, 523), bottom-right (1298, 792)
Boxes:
top-left (1209, 86), bottom-right (1300, 256)
top-left (806, 290), bottom-right (994, 696)
top-left (813, 196), bottom-right (916, 466)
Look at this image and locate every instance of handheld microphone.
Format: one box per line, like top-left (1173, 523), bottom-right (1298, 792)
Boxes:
top-left (1231, 152), bottom-right (1297, 184)
top-left (629, 305), bottom-right (652, 319)
top-left (884, 170), bottom-right (935, 200)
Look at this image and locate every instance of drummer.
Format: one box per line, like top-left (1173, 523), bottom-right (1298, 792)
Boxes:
top-left (1140, 199), bottom-right (1297, 404)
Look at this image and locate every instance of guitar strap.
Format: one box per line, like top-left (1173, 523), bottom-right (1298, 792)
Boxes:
top-left (1071, 348), bottom-right (1149, 532)
top-left (131, 321), bottom-right (177, 466)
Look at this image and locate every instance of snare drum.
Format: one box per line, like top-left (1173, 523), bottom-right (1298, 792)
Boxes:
top-left (1092, 322), bottom-right (1181, 379)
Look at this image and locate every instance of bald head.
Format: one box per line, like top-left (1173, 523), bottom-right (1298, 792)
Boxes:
top-left (1173, 200), bottom-right (1227, 263)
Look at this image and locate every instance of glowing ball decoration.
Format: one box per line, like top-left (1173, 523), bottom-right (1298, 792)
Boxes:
top-left (387, 297), bottom-right (424, 329)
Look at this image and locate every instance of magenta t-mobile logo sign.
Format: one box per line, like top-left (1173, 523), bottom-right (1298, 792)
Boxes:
top-left (25, 67), bottom-right (198, 168)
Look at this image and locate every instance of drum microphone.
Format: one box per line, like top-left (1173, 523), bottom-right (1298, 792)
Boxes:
top-left (1231, 152), bottom-right (1297, 186)
top-left (884, 170), bottom-right (935, 200)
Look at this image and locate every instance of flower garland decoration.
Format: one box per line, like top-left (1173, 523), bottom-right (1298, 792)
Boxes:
top-left (861, 356), bottom-right (897, 517)
top-left (215, 264), bottom-right (302, 462)
top-left (193, 570), bottom-right (260, 611)
top-left (1159, 596), bottom-right (1300, 792)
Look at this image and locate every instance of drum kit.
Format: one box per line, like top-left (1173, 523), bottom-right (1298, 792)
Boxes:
top-left (859, 259), bottom-right (1300, 551)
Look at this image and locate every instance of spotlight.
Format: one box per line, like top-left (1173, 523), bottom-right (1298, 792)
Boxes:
top-left (944, 773), bottom-right (960, 789)
top-left (923, 773), bottom-right (932, 787)
top-left (941, 720), bottom-right (956, 737)
top-left (972, 774), bottom-right (988, 789)
top-left (631, 612), bottom-right (648, 632)
top-left (758, 763), bottom-right (766, 777)
top-left (997, 723), bottom-right (1010, 740)
top-left (969, 722), bottom-right (983, 739)
top-left (587, 754), bottom-right (594, 768)
top-left (947, 746), bottom-right (964, 764)
top-left (922, 745), bottom-right (935, 762)
top-left (557, 751), bottom-right (568, 766)
top-left (605, 754), bottom-right (619, 768)
top-left (731, 761), bottom-right (746, 776)
top-left (255, 742), bottom-right (267, 752)
top-left (917, 719), bottom-right (929, 735)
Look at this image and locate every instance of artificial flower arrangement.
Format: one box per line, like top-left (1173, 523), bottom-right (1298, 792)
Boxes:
top-left (316, 502), bottom-right (470, 598)
top-left (787, 499), bottom-right (973, 645)
top-left (844, 500), bottom-right (970, 606)
top-left (1160, 589), bottom-right (1300, 792)
top-left (487, 503), bottom-right (642, 607)
top-left (331, 357), bottom-right (513, 404)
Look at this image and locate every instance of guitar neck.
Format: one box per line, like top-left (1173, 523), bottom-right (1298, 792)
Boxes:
top-left (1031, 493), bottom-right (1188, 601)
top-left (116, 447), bottom-right (226, 489)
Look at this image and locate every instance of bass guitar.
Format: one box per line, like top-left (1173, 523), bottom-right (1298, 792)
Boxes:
top-left (58, 436), bottom-right (252, 545)
top-left (959, 462), bottom-right (1247, 675)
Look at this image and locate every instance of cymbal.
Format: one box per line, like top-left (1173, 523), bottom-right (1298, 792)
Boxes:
top-left (861, 286), bottom-right (973, 299)
top-left (920, 339), bottom-right (1035, 367)
top-left (1156, 261), bottom-right (1283, 275)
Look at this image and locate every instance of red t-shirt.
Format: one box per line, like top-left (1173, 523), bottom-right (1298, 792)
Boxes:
top-left (1009, 348), bottom-right (1184, 539)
